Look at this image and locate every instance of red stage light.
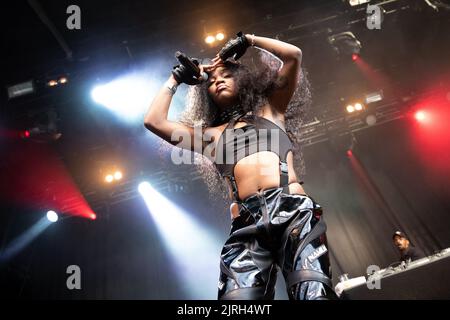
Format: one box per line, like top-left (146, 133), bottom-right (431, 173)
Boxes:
top-left (20, 130), bottom-right (31, 138)
top-left (352, 53), bottom-right (359, 61)
top-left (347, 150), bottom-right (353, 157)
top-left (415, 110), bottom-right (427, 122)
top-left (90, 213), bottom-right (97, 220)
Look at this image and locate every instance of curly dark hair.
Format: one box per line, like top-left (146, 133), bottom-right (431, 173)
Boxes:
top-left (160, 48), bottom-right (312, 204)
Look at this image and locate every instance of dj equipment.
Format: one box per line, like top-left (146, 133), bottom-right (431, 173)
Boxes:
top-left (336, 248), bottom-right (450, 299)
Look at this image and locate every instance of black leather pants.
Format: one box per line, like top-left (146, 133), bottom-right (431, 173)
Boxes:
top-left (218, 187), bottom-right (336, 300)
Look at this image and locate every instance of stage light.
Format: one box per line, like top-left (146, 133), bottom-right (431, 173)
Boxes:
top-left (365, 91), bottom-right (383, 104)
top-left (346, 105), bottom-right (355, 113)
top-left (216, 32), bottom-right (225, 41)
top-left (415, 110), bottom-right (427, 122)
top-left (46, 210), bottom-right (59, 222)
top-left (58, 77), bottom-right (68, 84)
top-left (105, 174), bottom-right (114, 183)
top-left (328, 32), bottom-right (362, 60)
top-left (7, 80), bottom-right (35, 99)
top-left (20, 130), bottom-right (31, 139)
top-left (347, 149), bottom-right (353, 157)
top-left (138, 181), bottom-right (222, 299)
top-left (91, 75), bottom-right (153, 122)
top-left (90, 213), bottom-right (97, 220)
top-left (205, 35), bottom-right (215, 44)
top-left (0, 217), bottom-right (53, 263)
top-left (48, 80), bottom-right (58, 87)
top-left (349, 0), bottom-right (370, 6)
top-left (114, 171), bottom-right (123, 180)
top-left (355, 103), bottom-right (363, 111)
top-left (366, 114), bottom-right (377, 126)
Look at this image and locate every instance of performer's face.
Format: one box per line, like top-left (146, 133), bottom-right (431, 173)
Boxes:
top-left (207, 67), bottom-right (238, 109)
top-left (393, 236), bottom-right (409, 251)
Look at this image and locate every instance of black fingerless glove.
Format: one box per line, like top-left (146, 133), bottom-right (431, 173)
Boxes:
top-left (172, 58), bottom-right (202, 85)
top-left (219, 31), bottom-right (250, 61)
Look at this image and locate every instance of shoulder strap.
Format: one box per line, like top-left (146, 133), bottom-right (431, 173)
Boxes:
top-left (222, 112), bottom-right (249, 202)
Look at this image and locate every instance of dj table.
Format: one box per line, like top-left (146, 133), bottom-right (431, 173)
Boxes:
top-left (339, 249), bottom-right (450, 299)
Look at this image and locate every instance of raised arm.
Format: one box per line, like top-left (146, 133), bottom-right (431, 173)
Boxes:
top-left (143, 68), bottom-right (220, 156)
top-left (247, 34), bottom-right (302, 114)
top-left (144, 74), bottom-right (193, 149)
top-left (213, 32), bottom-right (302, 114)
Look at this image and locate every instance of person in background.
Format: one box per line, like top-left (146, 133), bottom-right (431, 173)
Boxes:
top-left (393, 231), bottom-right (426, 263)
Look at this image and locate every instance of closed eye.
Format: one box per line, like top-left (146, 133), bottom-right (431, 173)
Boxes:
top-left (208, 73), bottom-right (231, 87)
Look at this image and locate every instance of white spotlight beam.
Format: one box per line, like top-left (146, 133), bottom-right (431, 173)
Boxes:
top-left (91, 75), bottom-right (154, 123)
top-left (138, 182), bottom-right (222, 299)
top-left (0, 217), bottom-right (52, 263)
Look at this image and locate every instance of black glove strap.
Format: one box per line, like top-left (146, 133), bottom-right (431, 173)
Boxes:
top-left (219, 31), bottom-right (250, 61)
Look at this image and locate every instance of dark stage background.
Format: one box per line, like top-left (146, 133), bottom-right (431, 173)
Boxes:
top-left (1, 0), bottom-right (450, 299)
top-left (2, 118), bottom-right (449, 299)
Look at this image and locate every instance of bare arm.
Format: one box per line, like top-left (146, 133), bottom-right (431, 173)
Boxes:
top-left (246, 34), bottom-right (302, 114)
top-left (144, 75), bottom-right (198, 151)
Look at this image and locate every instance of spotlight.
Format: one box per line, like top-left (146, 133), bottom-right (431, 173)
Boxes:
top-left (138, 181), bottom-right (222, 299)
top-left (328, 32), bottom-right (362, 60)
top-left (366, 114), bottom-right (377, 126)
top-left (415, 110), bottom-right (427, 122)
top-left (347, 149), bottom-right (353, 157)
top-left (47, 80), bottom-right (58, 87)
top-left (19, 109), bottom-right (62, 142)
top-left (365, 91), bottom-right (384, 104)
top-left (91, 75), bottom-right (154, 122)
top-left (20, 130), bottom-right (31, 139)
top-left (7, 80), bottom-right (35, 99)
top-left (90, 213), bottom-right (97, 220)
top-left (114, 171), bottom-right (123, 180)
top-left (46, 210), bottom-right (58, 222)
top-left (216, 32), bottom-right (225, 41)
top-left (354, 103), bottom-right (363, 111)
top-left (58, 77), bottom-right (68, 84)
top-left (105, 174), bottom-right (114, 183)
top-left (205, 35), bottom-right (215, 44)
top-left (349, 0), bottom-right (370, 6)
top-left (346, 102), bottom-right (365, 113)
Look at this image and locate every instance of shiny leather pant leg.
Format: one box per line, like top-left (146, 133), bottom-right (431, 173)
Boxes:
top-left (218, 213), bottom-right (278, 300)
top-left (217, 188), bottom-right (336, 300)
top-left (278, 196), bottom-right (337, 300)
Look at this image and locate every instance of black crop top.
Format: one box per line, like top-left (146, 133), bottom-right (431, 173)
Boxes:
top-left (213, 113), bottom-right (293, 201)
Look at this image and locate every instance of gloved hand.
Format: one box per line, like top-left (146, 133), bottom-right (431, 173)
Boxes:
top-left (172, 58), bottom-right (204, 85)
top-left (218, 31), bottom-right (250, 61)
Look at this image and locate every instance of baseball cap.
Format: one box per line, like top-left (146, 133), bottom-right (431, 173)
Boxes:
top-left (392, 231), bottom-right (407, 240)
